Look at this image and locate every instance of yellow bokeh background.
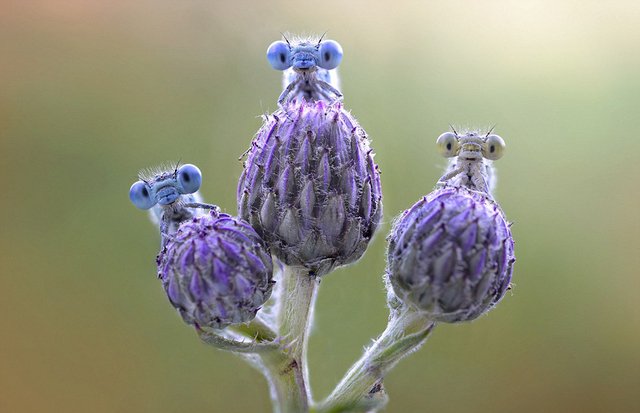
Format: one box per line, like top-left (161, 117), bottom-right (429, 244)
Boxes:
top-left (1, 1), bottom-right (639, 412)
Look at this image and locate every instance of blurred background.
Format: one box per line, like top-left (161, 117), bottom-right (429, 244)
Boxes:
top-left (1, 0), bottom-right (639, 412)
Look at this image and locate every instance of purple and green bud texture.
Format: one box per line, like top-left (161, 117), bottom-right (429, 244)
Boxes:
top-left (157, 211), bottom-right (275, 329)
top-left (238, 99), bottom-right (383, 276)
top-left (386, 187), bottom-right (515, 323)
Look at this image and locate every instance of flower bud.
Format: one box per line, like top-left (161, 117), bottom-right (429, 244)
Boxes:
top-left (238, 100), bottom-right (382, 276)
top-left (157, 211), bottom-right (275, 329)
top-left (386, 187), bottom-right (515, 323)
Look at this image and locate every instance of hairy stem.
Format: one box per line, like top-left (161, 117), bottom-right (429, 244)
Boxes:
top-left (278, 266), bottom-right (319, 384)
top-left (260, 350), bottom-right (311, 413)
top-left (255, 265), bottom-right (320, 413)
top-left (231, 317), bottom-right (278, 342)
top-left (317, 306), bottom-right (435, 413)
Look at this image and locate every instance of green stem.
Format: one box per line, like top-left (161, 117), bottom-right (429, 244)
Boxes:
top-left (198, 329), bottom-right (279, 353)
top-left (317, 306), bottom-right (435, 413)
top-left (256, 265), bottom-right (320, 413)
top-left (260, 350), bottom-right (311, 413)
top-left (231, 317), bottom-right (277, 342)
top-left (278, 266), bottom-right (319, 383)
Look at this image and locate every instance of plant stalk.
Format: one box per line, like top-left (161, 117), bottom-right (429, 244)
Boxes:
top-left (258, 265), bottom-right (320, 413)
top-left (278, 266), bottom-right (319, 384)
top-left (317, 306), bottom-right (435, 413)
top-left (260, 350), bottom-right (312, 413)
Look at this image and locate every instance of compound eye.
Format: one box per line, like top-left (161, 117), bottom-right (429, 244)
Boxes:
top-left (177, 164), bottom-right (202, 194)
top-left (436, 132), bottom-right (458, 157)
top-left (484, 135), bottom-right (505, 160)
top-left (267, 41), bottom-right (291, 70)
top-left (318, 40), bottom-right (343, 70)
top-left (130, 181), bottom-right (155, 210)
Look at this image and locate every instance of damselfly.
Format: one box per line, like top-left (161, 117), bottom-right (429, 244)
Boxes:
top-left (435, 127), bottom-right (506, 197)
top-left (129, 163), bottom-right (219, 247)
top-left (267, 34), bottom-right (343, 106)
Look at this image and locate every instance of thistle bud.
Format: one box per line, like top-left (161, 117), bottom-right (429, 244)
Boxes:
top-left (238, 100), bottom-right (382, 276)
top-left (386, 187), bottom-right (515, 323)
top-left (157, 211), bottom-right (275, 329)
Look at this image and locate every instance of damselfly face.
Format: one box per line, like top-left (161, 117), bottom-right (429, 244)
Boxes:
top-left (436, 129), bottom-right (506, 196)
top-left (267, 37), bottom-right (343, 73)
top-left (129, 162), bottom-right (218, 247)
top-left (129, 164), bottom-right (202, 210)
top-left (436, 131), bottom-right (505, 161)
top-left (267, 34), bottom-right (344, 106)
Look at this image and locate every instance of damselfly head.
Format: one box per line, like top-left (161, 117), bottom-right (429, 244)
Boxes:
top-left (436, 129), bottom-right (505, 161)
top-left (267, 35), bottom-right (343, 72)
top-left (130, 164), bottom-right (203, 210)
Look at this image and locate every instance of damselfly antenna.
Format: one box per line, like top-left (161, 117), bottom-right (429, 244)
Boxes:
top-left (317, 30), bottom-right (329, 47)
top-left (279, 31), bottom-right (291, 47)
top-left (486, 123), bottom-right (498, 137)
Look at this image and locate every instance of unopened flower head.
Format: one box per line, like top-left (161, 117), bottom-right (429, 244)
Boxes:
top-left (386, 187), bottom-right (515, 323)
top-left (157, 211), bottom-right (275, 329)
top-left (238, 99), bottom-right (382, 276)
top-left (267, 33), bottom-right (343, 106)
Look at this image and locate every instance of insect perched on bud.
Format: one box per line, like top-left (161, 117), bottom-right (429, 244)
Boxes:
top-left (386, 127), bottom-right (514, 323)
top-left (267, 34), bottom-right (344, 106)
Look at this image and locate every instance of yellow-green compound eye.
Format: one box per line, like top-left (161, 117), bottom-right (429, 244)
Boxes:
top-left (484, 135), bottom-right (505, 160)
top-left (436, 132), bottom-right (458, 157)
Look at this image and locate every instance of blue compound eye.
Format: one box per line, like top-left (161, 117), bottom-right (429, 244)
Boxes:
top-left (177, 164), bottom-right (202, 194)
top-left (267, 41), bottom-right (291, 70)
top-left (318, 40), bottom-right (343, 70)
top-left (130, 181), bottom-right (156, 210)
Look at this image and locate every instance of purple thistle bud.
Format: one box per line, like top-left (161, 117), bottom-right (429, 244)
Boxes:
top-left (386, 187), bottom-right (515, 323)
top-left (238, 100), bottom-right (383, 276)
top-left (157, 211), bottom-right (275, 329)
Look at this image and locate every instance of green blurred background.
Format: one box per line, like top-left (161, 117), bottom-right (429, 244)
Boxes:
top-left (2, 0), bottom-right (639, 412)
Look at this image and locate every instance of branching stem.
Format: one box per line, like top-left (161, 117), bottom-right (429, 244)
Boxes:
top-left (317, 305), bottom-right (435, 413)
top-left (260, 265), bottom-right (320, 413)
